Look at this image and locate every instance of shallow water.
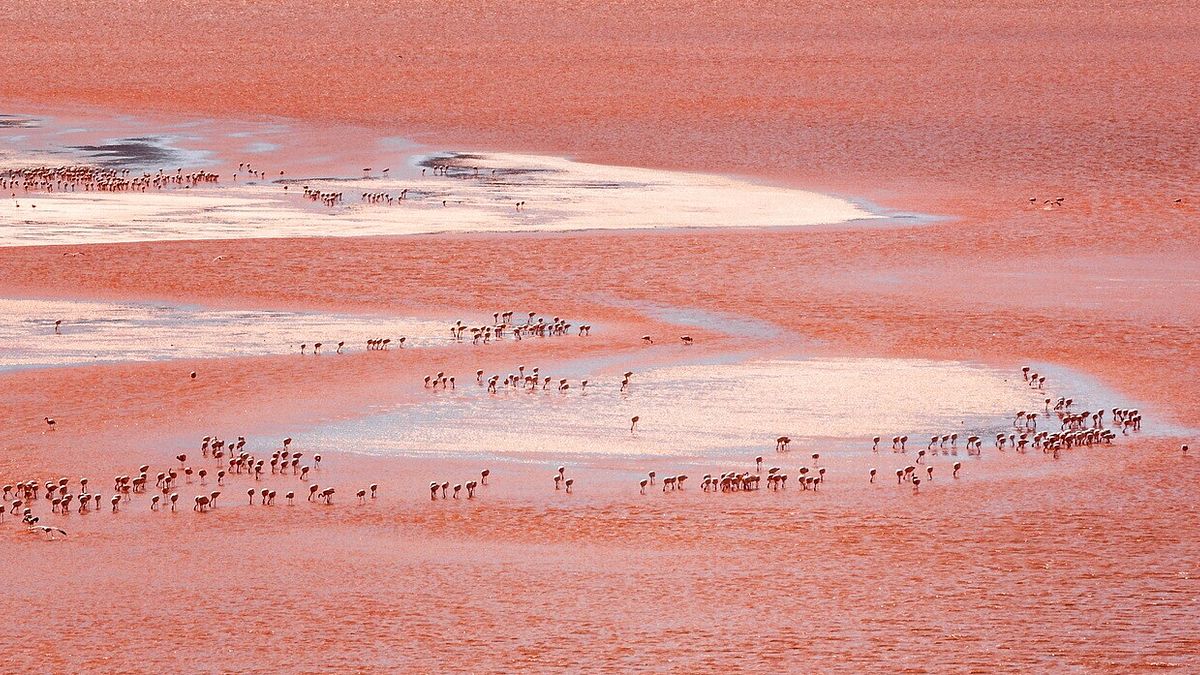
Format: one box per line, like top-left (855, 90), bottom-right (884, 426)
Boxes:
top-left (0, 110), bottom-right (879, 246)
top-left (311, 356), bottom-right (1145, 461)
top-left (0, 5), bottom-right (1196, 670)
top-left (0, 297), bottom-right (451, 370)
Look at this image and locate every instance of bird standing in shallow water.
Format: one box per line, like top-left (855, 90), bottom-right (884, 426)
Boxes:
top-left (29, 525), bottom-right (67, 540)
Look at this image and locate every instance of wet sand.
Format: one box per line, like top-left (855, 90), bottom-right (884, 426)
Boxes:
top-left (2, 1), bottom-right (1199, 671)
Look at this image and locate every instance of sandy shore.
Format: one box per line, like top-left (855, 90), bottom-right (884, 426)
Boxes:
top-left (2, 1), bottom-right (1199, 670)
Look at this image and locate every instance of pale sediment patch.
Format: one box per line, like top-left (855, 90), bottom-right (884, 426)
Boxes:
top-left (0, 148), bottom-right (878, 246)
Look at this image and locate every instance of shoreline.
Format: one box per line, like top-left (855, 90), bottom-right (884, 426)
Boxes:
top-left (1, 111), bottom-right (887, 247)
top-left (1, 98), bottom-right (939, 223)
top-left (2, 2), bottom-right (1199, 665)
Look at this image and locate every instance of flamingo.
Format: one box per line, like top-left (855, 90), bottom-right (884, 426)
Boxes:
top-left (29, 525), bottom-right (68, 540)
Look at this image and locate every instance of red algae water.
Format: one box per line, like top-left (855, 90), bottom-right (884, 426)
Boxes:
top-left (1, 1), bottom-right (1198, 672)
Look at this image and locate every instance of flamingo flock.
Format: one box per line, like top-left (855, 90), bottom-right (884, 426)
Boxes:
top-left (286, 156), bottom-right (526, 213)
top-left (637, 456), bottom-right (836, 495)
top-left (1, 435), bottom-right (387, 540)
top-left (2, 165), bottom-right (219, 196)
top-left (18, 339), bottom-right (1180, 546)
top-left (450, 312), bottom-right (584, 345)
top-left (428, 470), bottom-right (488, 501)
top-left (300, 186), bottom-right (343, 207)
top-left (471, 359), bottom-right (601, 397)
top-left (289, 311), bottom-right (584, 360)
top-left (628, 365), bottom-right (1157, 501)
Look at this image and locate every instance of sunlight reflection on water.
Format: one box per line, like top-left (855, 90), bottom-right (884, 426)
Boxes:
top-left (0, 297), bottom-right (451, 370)
top-left (310, 357), bottom-right (1095, 460)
